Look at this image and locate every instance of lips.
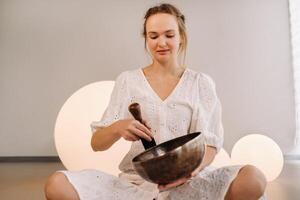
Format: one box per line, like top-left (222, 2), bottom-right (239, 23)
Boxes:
top-left (156, 49), bottom-right (170, 54)
top-left (157, 49), bottom-right (169, 52)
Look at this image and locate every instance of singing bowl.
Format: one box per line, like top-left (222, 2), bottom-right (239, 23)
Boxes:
top-left (132, 132), bottom-right (205, 185)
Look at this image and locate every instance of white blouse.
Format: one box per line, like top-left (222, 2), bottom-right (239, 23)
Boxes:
top-left (91, 68), bottom-right (224, 174)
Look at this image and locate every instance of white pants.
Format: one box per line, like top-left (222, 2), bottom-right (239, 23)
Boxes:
top-left (59, 165), bottom-right (266, 200)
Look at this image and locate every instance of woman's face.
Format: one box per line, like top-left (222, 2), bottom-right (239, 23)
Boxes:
top-left (145, 13), bottom-right (182, 64)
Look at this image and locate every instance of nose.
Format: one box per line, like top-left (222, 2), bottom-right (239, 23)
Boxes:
top-left (157, 37), bottom-right (167, 47)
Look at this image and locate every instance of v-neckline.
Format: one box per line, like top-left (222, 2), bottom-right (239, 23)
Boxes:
top-left (139, 68), bottom-right (188, 104)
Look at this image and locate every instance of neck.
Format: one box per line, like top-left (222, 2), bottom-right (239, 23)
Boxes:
top-left (150, 59), bottom-right (183, 75)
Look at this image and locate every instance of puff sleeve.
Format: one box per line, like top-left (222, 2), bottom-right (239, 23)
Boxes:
top-left (90, 71), bottom-right (130, 133)
top-left (190, 73), bottom-right (224, 153)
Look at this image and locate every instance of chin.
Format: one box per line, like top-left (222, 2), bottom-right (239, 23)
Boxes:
top-left (155, 58), bottom-right (170, 64)
top-left (155, 55), bottom-right (172, 61)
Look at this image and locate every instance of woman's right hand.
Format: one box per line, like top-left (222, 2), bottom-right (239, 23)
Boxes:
top-left (112, 119), bottom-right (153, 142)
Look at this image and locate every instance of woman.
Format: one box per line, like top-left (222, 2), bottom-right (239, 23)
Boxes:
top-left (45, 3), bottom-right (267, 200)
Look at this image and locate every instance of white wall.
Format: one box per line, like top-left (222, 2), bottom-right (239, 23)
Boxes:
top-left (0, 0), bottom-right (294, 156)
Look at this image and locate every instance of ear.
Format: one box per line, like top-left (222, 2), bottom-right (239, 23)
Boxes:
top-left (179, 38), bottom-right (183, 47)
top-left (179, 36), bottom-right (184, 46)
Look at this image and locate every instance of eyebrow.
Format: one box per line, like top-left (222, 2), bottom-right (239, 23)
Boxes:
top-left (148, 30), bottom-right (175, 34)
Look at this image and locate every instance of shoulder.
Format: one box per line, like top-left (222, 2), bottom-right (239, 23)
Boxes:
top-left (186, 68), bottom-right (216, 89)
top-left (114, 70), bottom-right (135, 84)
top-left (113, 69), bottom-right (143, 92)
top-left (188, 69), bottom-right (219, 111)
top-left (115, 71), bottom-right (129, 81)
top-left (115, 69), bottom-right (140, 81)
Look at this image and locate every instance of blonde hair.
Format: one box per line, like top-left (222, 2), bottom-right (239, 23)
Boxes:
top-left (142, 3), bottom-right (187, 66)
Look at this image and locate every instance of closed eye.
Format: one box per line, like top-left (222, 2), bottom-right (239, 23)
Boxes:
top-left (150, 36), bottom-right (158, 39)
top-left (166, 35), bottom-right (175, 38)
top-left (149, 35), bottom-right (175, 39)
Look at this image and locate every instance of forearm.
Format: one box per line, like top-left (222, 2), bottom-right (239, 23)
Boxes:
top-left (91, 123), bottom-right (121, 151)
top-left (199, 145), bottom-right (217, 169)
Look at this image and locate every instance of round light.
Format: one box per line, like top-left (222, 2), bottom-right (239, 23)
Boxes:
top-left (231, 134), bottom-right (284, 182)
top-left (54, 81), bottom-right (131, 176)
top-left (210, 148), bottom-right (232, 168)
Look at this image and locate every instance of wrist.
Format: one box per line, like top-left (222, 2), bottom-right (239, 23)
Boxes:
top-left (110, 121), bottom-right (121, 138)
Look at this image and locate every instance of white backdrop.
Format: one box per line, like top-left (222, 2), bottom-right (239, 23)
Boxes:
top-left (289, 0), bottom-right (300, 155)
top-left (0, 0), bottom-right (295, 156)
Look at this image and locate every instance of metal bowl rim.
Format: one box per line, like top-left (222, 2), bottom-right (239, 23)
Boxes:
top-left (132, 131), bottom-right (202, 164)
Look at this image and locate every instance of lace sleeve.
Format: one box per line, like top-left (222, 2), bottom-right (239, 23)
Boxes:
top-left (191, 73), bottom-right (224, 153)
top-left (90, 71), bottom-right (129, 133)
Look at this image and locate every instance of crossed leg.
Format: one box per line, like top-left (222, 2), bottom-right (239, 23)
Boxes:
top-left (44, 172), bottom-right (80, 200)
top-left (224, 165), bottom-right (267, 200)
top-left (44, 165), bottom-right (267, 200)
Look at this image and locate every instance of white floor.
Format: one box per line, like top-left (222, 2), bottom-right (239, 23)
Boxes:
top-left (0, 160), bottom-right (299, 199)
top-left (265, 160), bottom-right (300, 200)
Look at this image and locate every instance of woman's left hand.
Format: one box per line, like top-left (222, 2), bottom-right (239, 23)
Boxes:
top-left (158, 175), bottom-right (191, 192)
top-left (157, 164), bottom-right (204, 192)
top-left (191, 163), bottom-right (204, 177)
top-left (158, 145), bottom-right (216, 192)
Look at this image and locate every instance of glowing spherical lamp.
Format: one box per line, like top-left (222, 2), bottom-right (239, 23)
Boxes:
top-left (231, 134), bottom-right (284, 182)
top-left (54, 81), bottom-right (131, 176)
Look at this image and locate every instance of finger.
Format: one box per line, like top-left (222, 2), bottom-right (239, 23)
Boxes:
top-left (158, 185), bottom-right (167, 191)
top-left (158, 177), bottom-right (189, 191)
top-left (135, 121), bottom-right (152, 135)
top-left (123, 134), bottom-right (134, 141)
top-left (191, 171), bottom-right (197, 177)
top-left (134, 121), bottom-right (153, 138)
top-left (191, 167), bottom-right (201, 177)
top-left (128, 133), bottom-right (139, 141)
top-left (124, 134), bottom-right (134, 142)
top-left (142, 120), bottom-right (151, 130)
top-left (158, 182), bottom-right (181, 191)
top-left (123, 131), bottom-right (140, 141)
top-left (129, 127), bottom-right (152, 141)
